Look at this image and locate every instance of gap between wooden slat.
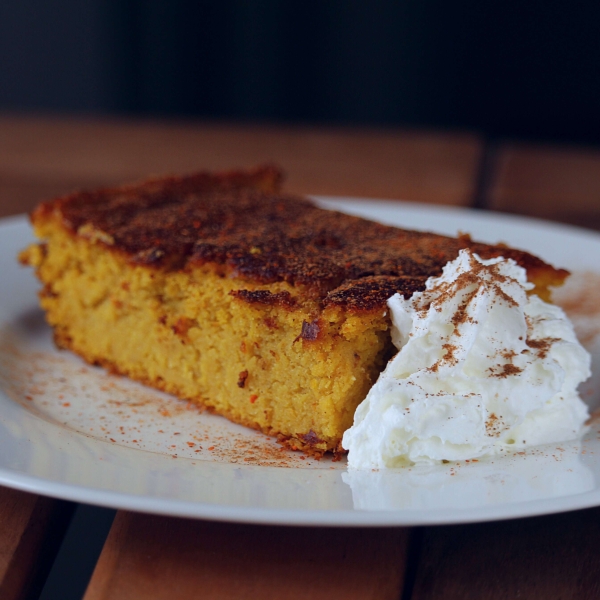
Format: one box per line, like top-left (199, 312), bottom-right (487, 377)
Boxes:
top-left (470, 140), bottom-right (498, 210)
top-left (38, 505), bottom-right (116, 600)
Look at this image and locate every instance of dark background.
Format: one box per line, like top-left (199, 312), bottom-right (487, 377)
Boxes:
top-left (1, 0), bottom-right (599, 145)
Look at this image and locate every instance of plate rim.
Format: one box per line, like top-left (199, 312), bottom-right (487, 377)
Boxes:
top-left (2, 465), bottom-right (600, 527)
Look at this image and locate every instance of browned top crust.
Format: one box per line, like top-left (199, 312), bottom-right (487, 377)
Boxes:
top-left (31, 165), bottom-right (567, 312)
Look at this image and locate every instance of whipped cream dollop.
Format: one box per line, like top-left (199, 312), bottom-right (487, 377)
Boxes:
top-left (343, 249), bottom-right (591, 469)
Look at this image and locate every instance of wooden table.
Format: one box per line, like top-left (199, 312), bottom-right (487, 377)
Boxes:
top-left (2, 115), bottom-right (600, 600)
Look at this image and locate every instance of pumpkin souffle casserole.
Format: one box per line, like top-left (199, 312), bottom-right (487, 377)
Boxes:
top-left (20, 165), bottom-right (569, 457)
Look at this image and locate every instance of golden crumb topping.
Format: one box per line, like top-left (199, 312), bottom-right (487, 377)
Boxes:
top-left (31, 166), bottom-right (568, 311)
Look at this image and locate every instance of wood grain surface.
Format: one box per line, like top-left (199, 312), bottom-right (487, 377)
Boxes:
top-left (411, 506), bottom-right (600, 600)
top-left (84, 513), bottom-right (410, 600)
top-left (0, 114), bottom-right (481, 218)
top-left (0, 488), bottom-right (74, 600)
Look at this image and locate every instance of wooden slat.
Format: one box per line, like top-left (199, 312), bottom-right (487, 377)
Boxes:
top-left (84, 512), bottom-right (410, 600)
top-left (0, 487), bottom-right (74, 600)
top-left (0, 114), bottom-right (482, 218)
top-left (410, 506), bottom-right (600, 600)
top-left (488, 143), bottom-right (600, 228)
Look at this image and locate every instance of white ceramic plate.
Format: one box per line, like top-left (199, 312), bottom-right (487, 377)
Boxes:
top-left (1, 199), bottom-right (600, 527)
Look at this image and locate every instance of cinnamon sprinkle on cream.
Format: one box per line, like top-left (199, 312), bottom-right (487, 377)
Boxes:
top-left (343, 249), bottom-right (590, 469)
